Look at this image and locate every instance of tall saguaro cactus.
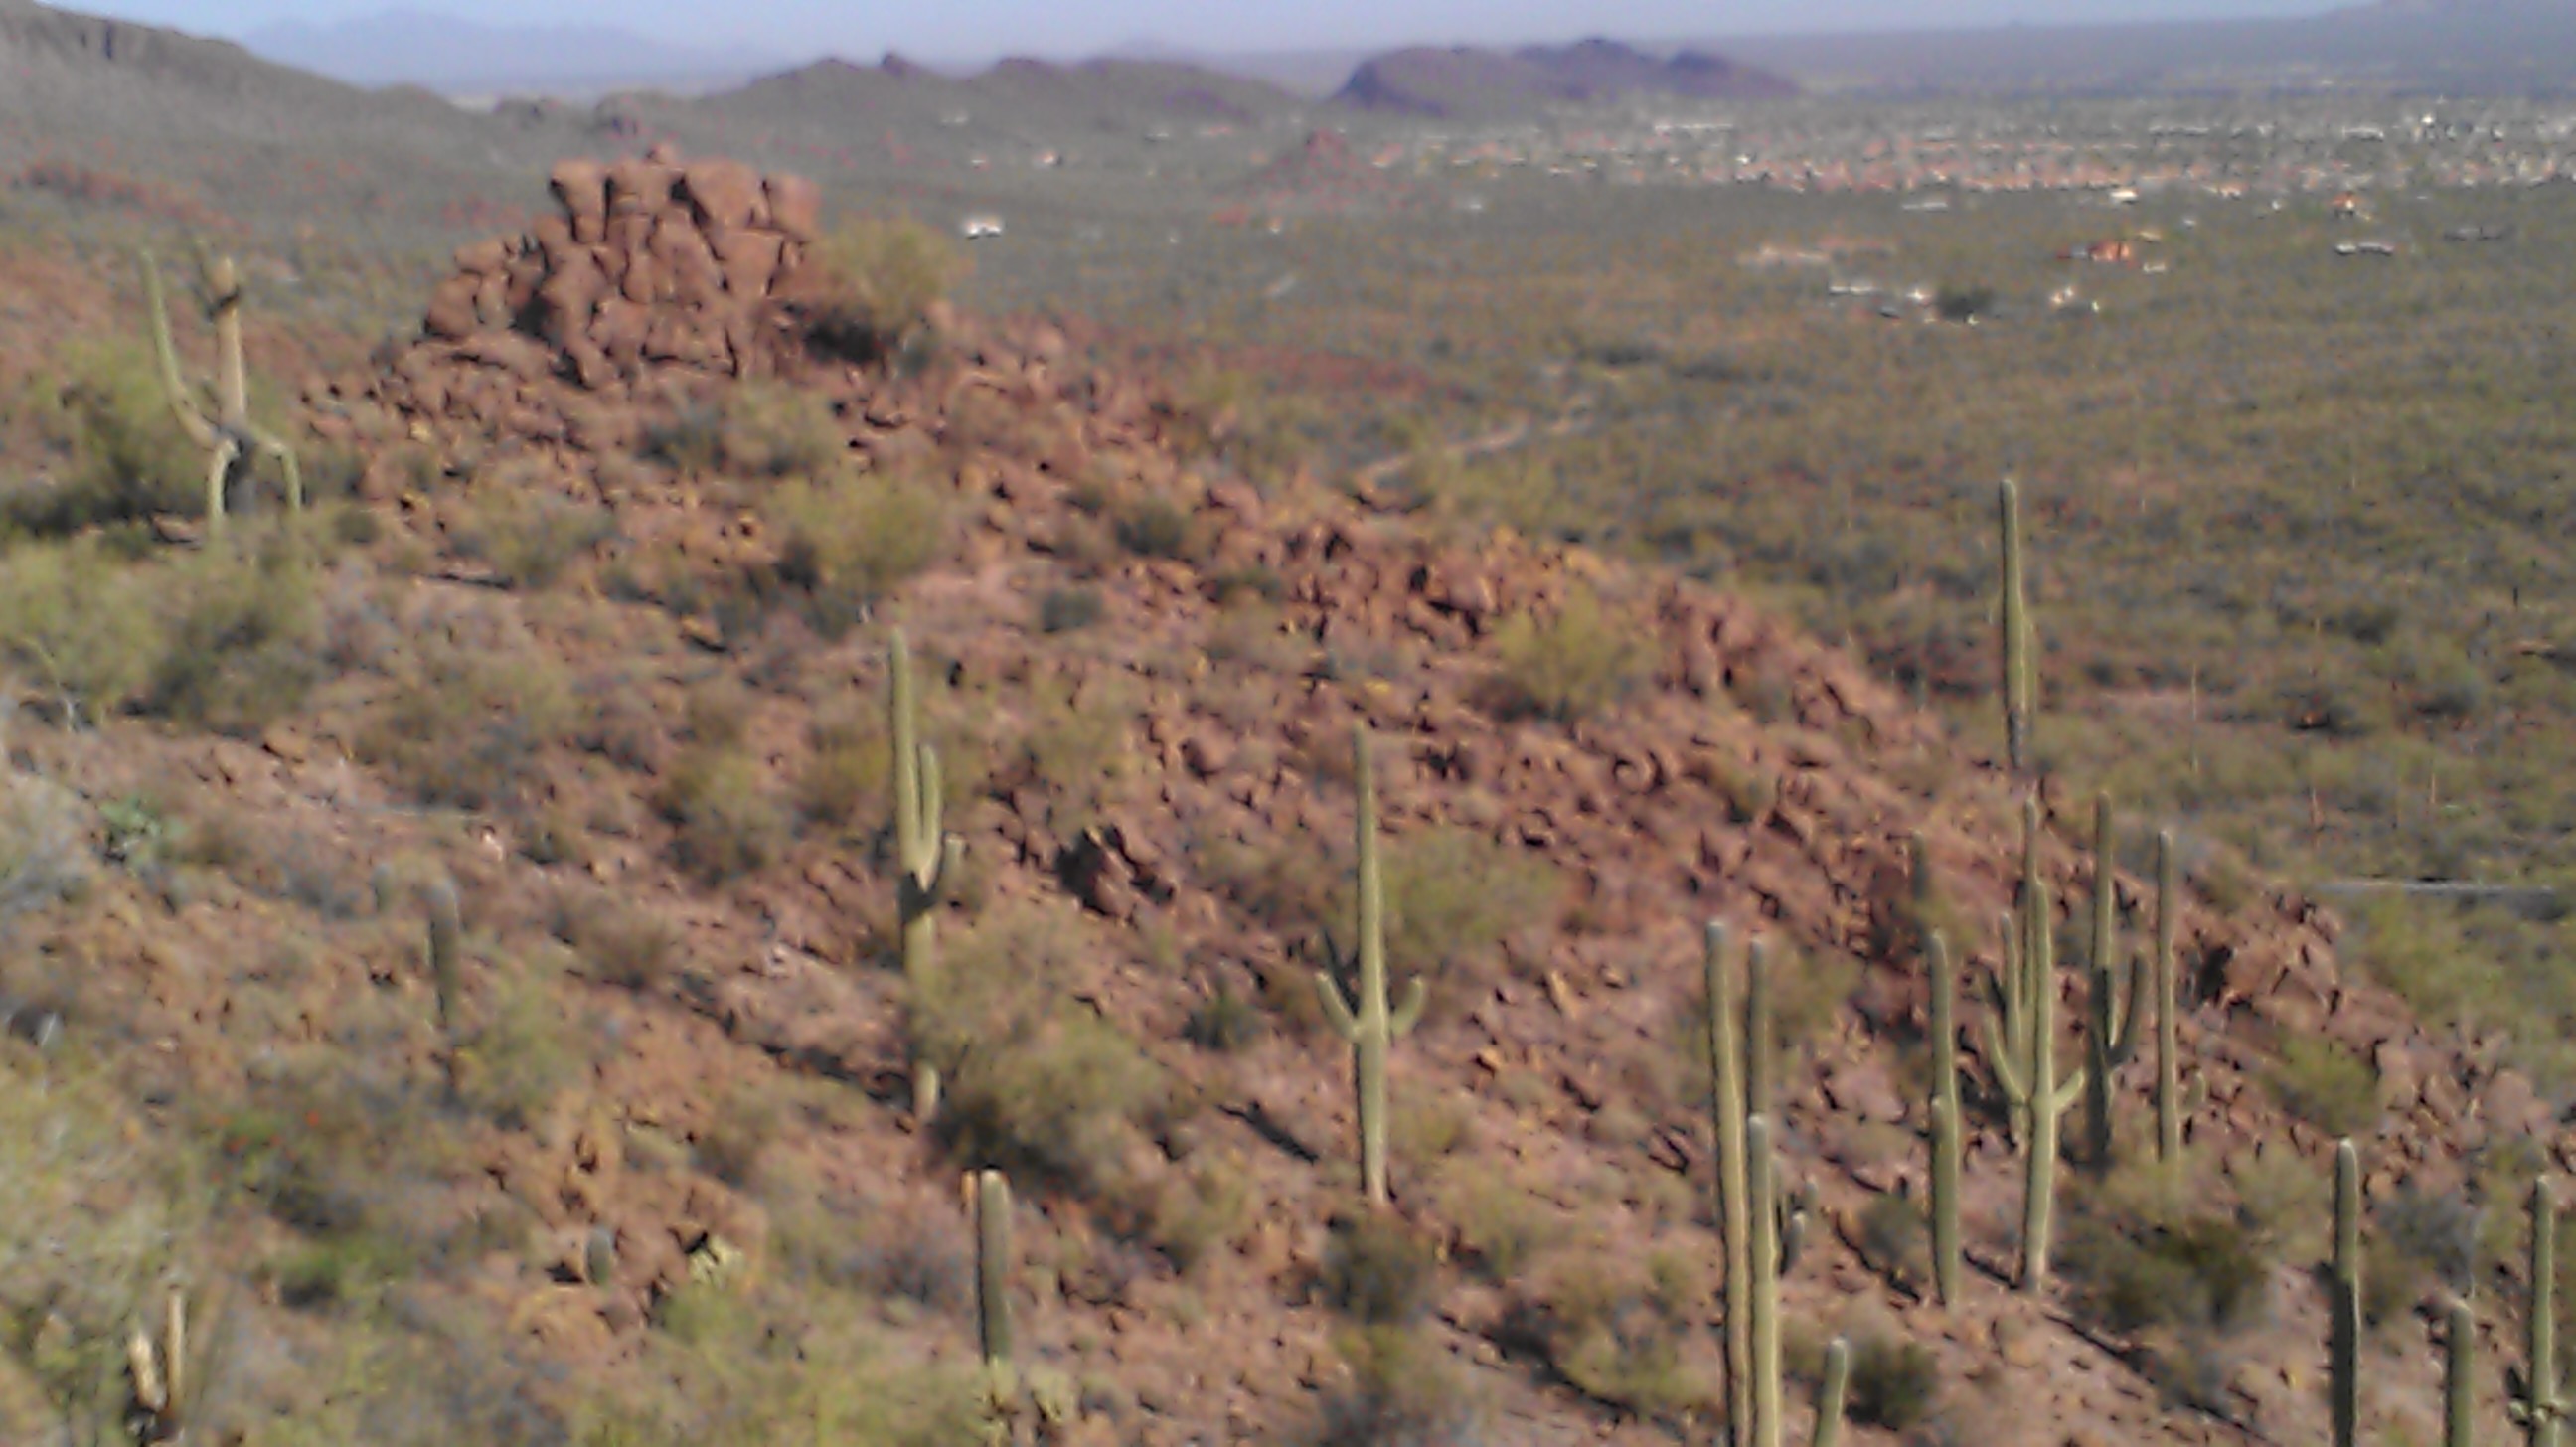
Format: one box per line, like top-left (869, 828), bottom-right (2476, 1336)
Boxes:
top-left (1316, 724), bottom-right (1425, 1209)
top-left (2523, 1178), bottom-right (2563, 1447)
top-left (1985, 800), bottom-right (2084, 1292)
top-left (1710, 925), bottom-right (1808, 1447)
top-left (1812, 1336), bottom-right (1852, 1447)
top-left (2332, 1139), bottom-right (2363, 1447)
top-left (1747, 1114), bottom-right (1786, 1447)
top-left (2154, 830), bottom-right (2182, 1166)
top-left (2081, 793), bottom-right (2148, 1169)
top-left (141, 249), bottom-right (303, 532)
top-left (891, 630), bottom-right (962, 1121)
top-left (1912, 833), bottom-right (1964, 1307)
top-left (1999, 476), bottom-right (2034, 774)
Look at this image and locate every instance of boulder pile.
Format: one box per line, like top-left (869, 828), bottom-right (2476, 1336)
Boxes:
top-left (421, 145), bottom-right (821, 388)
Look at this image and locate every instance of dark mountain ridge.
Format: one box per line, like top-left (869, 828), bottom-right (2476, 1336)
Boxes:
top-left (1334, 35), bottom-right (1797, 119)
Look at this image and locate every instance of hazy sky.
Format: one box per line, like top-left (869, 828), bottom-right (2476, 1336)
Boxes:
top-left (88, 0), bottom-right (2347, 62)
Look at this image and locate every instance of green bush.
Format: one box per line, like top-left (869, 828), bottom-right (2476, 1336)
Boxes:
top-left (0, 535), bottom-right (161, 722)
top-left (1486, 585), bottom-right (1652, 723)
top-left (1323, 1212), bottom-right (1440, 1326)
top-left (9, 337), bottom-right (204, 532)
top-left (1845, 1331), bottom-right (1942, 1430)
top-left (762, 467), bottom-right (951, 633)
top-left (2058, 1185), bottom-right (2270, 1341)
top-left (719, 382), bottom-right (845, 479)
top-left (2268, 1036), bottom-right (2380, 1138)
top-left (908, 904), bottom-right (1169, 1195)
top-left (460, 963), bottom-right (581, 1130)
top-left (798, 218), bottom-right (961, 363)
top-left (657, 745), bottom-right (788, 885)
top-left (1854, 1192), bottom-right (1931, 1295)
top-left (796, 702), bottom-right (889, 833)
top-left (145, 529), bottom-right (327, 737)
top-left (454, 486), bottom-right (614, 590)
top-left (1113, 495), bottom-right (1203, 561)
top-left (1381, 825), bottom-right (1563, 988)
top-left (362, 627), bottom-right (573, 812)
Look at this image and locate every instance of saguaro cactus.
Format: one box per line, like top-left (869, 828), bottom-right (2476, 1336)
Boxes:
top-left (2521, 1178), bottom-right (2563, 1447)
top-left (969, 1169), bottom-right (1015, 1388)
top-left (891, 630), bottom-right (962, 1121)
top-left (1913, 833), bottom-right (1964, 1306)
top-left (1748, 1114), bottom-right (1786, 1447)
top-left (1316, 724), bottom-right (1425, 1209)
top-left (2154, 829), bottom-right (2182, 1166)
top-left (124, 1286), bottom-right (186, 1443)
top-left (1999, 476), bottom-right (2034, 774)
top-left (141, 249), bottom-right (303, 532)
top-left (1711, 926), bottom-right (1809, 1446)
top-left (1813, 1336), bottom-right (1852, 1447)
top-left (2081, 793), bottom-right (2148, 1169)
top-left (2452, 1296), bottom-right (2479, 1447)
top-left (1985, 800), bottom-right (2084, 1291)
top-left (2332, 1139), bottom-right (2363, 1447)
top-left (424, 874), bottom-right (464, 1095)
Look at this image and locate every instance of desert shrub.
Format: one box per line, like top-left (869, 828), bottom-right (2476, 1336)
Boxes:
top-left (1506, 1251), bottom-right (1714, 1423)
top-left (2058, 1163), bottom-right (2270, 1341)
top-left (799, 217), bottom-right (961, 363)
top-left (1380, 824), bottom-right (1563, 987)
top-left (145, 529), bottom-right (327, 736)
top-left (657, 744), bottom-right (787, 885)
top-left (761, 467), bottom-right (952, 633)
top-left (1934, 283), bottom-right (1996, 321)
top-left (1144, 1164), bottom-right (1250, 1274)
top-left (0, 535), bottom-right (161, 722)
top-left (719, 382), bottom-right (844, 478)
top-left (797, 701), bottom-right (889, 832)
top-left (1444, 1172), bottom-right (1561, 1284)
top-left (455, 486), bottom-right (614, 589)
top-left (2364, 1183), bottom-right (2481, 1327)
top-left (7, 337), bottom-right (203, 532)
top-left (1844, 1330), bottom-right (1941, 1430)
top-left (363, 626), bottom-right (574, 812)
top-left (1855, 1191), bottom-right (1932, 1295)
top-left (1308, 1325), bottom-right (1479, 1447)
top-left (1486, 585), bottom-right (1652, 723)
top-left (1183, 977), bottom-right (1264, 1051)
top-left (1324, 1212), bottom-right (1440, 1326)
top-left (909, 904), bottom-right (1168, 1195)
top-left (458, 965), bottom-right (580, 1130)
top-left (1011, 670), bottom-right (1136, 824)
top-left (1113, 495), bottom-right (1203, 561)
top-left (2268, 1036), bottom-right (2380, 1138)
top-left (693, 1087), bottom-right (784, 1189)
top-left (1038, 585), bottom-right (1104, 635)
top-left (552, 889), bottom-right (682, 991)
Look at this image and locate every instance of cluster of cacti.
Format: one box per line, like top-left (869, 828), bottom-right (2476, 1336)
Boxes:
top-left (140, 248), bottom-right (303, 532)
top-left (1998, 476), bottom-right (2034, 775)
top-left (123, 1286), bottom-right (186, 1444)
top-left (1315, 724), bottom-right (1426, 1210)
top-left (1706, 925), bottom-right (1816, 1447)
top-left (891, 629), bottom-right (964, 1122)
top-left (1983, 799), bottom-right (2082, 1292)
top-left (1909, 836), bottom-right (1965, 1307)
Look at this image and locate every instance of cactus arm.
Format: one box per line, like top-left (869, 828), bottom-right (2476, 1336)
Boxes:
top-left (1388, 976), bottom-right (1427, 1036)
top-left (140, 251), bottom-right (220, 449)
top-left (1812, 1337), bottom-right (1850, 1447)
top-left (972, 1169), bottom-right (1016, 1401)
top-left (2155, 830), bottom-right (2181, 1165)
top-left (1315, 972), bottom-right (1360, 1039)
top-left (1709, 922), bottom-right (1753, 1447)
top-left (2451, 1297), bottom-right (2478, 1447)
top-left (246, 425), bottom-right (304, 513)
top-left (1983, 999), bottom-right (2032, 1107)
top-left (2332, 1139), bottom-right (2362, 1447)
top-left (889, 630), bottom-right (951, 1121)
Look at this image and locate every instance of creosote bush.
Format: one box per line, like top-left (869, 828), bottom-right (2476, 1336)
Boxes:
top-left (146, 528), bottom-right (329, 736)
top-left (1845, 1330), bottom-right (1942, 1430)
top-left (908, 903), bottom-right (1170, 1196)
top-left (798, 217), bottom-right (962, 363)
top-left (761, 466), bottom-right (952, 634)
top-left (9, 336), bottom-right (205, 532)
top-left (1486, 585), bottom-right (1652, 723)
top-left (2267, 1035), bottom-right (2380, 1138)
top-left (454, 484), bottom-right (614, 590)
top-left (1323, 1212), bottom-right (1440, 1326)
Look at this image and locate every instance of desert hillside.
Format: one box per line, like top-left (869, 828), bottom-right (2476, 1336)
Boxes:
top-left (0, 138), bottom-right (2553, 1447)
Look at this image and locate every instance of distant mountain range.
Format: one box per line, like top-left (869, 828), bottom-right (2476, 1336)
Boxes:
top-left (240, 9), bottom-right (783, 93)
top-left (1336, 37), bottom-right (1799, 119)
